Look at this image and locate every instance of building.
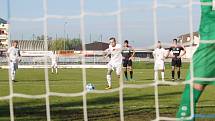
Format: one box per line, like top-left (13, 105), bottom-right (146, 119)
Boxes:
top-left (85, 41), bottom-right (109, 50)
top-left (0, 18), bottom-right (8, 48)
top-left (177, 32), bottom-right (200, 59)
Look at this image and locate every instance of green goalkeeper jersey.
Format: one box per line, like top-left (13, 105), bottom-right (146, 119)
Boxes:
top-left (186, 0), bottom-right (215, 85)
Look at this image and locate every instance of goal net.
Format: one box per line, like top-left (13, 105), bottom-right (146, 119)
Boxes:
top-left (0, 0), bottom-right (214, 121)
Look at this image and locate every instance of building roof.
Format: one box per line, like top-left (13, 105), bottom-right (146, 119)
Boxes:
top-left (0, 18), bottom-right (7, 24)
top-left (85, 41), bottom-right (109, 50)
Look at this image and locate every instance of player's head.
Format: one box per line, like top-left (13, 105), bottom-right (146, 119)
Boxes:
top-left (157, 41), bottom-right (162, 48)
top-left (173, 39), bottom-right (178, 45)
top-left (12, 40), bottom-right (18, 47)
top-left (109, 37), bottom-right (116, 47)
top-left (124, 40), bottom-right (129, 47)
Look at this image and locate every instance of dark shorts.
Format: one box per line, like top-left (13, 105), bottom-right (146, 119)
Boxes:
top-left (123, 59), bottom-right (132, 67)
top-left (171, 58), bottom-right (182, 67)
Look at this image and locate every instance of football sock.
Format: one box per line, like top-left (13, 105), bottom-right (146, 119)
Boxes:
top-left (106, 75), bottom-right (111, 87)
top-left (178, 71), bottom-right (181, 79)
top-left (55, 68), bottom-right (58, 74)
top-left (161, 72), bottom-right (164, 80)
top-left (130, 71), bottom-right (133, 79)
top-left (172, 71), bottom-right (175, 79)
top-left (124, 71), bottom-right (128, 80)
top-left (176, 84), bottom-right (203, 121)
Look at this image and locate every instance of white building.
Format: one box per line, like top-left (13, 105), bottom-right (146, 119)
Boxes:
top-left (178, 32), bottom-right (199, 59)
top-left (0, 18), bottom-right (8, 48)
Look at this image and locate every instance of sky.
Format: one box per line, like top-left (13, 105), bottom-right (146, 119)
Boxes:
top-left (0, 0), bottom-right (201, 48)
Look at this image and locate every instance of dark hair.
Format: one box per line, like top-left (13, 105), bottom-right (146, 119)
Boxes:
top-left (173, 39), bottom-right (177, 43)
top-left (109, 37), bottom-right (116, 42)
top-left (13, 40), bottom-right (18, 43)
top-left (157, 41), bottom-right (161, 43)
top-left (124, 40), bottom-right (129, 44)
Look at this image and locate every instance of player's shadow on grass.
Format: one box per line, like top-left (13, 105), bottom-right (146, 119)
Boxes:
top-left (0, 91), bottom-right (182, 120)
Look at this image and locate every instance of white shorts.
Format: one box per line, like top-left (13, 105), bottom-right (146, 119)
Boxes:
top-left (154, 60), bottom-right (165, 70)
top-left (52, 62), bottom-right (58, 68)
top-left (107, 62), bottom-right (122, 76)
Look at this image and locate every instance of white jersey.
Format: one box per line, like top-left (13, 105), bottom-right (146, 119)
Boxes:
top-left (51, 54), bottom-right (57, 63)
top-left (153, 48), bottom-right (166, 61)
top-left (108, 44), bottom-right (122, 64)
top-left (7, 46), bottom-right (21, 63)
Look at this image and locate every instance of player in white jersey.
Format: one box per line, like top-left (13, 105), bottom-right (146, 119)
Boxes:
top-left (153, 41), bottom-right (166, 82)
top-left (51, 51), bottom-right (58, 74)
top-left (7, 41), bottom-right (21, 82)
top-left (104, 37), bottom-right (122, 89)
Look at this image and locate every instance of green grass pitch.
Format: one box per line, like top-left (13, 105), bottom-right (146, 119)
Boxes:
top-left (0, 62), bottom-right (214, 121)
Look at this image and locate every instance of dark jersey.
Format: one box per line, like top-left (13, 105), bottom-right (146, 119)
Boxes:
top-left (169, 46), bottom-right (184, 59)
top-left (122, 46), bottom-right (133, 60)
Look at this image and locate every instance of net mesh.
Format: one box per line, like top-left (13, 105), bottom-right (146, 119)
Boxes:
top-left (1, 0), bottom-right (215, 121)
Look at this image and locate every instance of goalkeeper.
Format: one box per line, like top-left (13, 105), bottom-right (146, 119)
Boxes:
top-left (176, 0), bottom-right (215, 120)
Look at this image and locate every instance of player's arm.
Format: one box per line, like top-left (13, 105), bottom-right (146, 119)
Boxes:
top-left (6, 48), bottom-right (11, 62)
top-left (6, 48), bottom-right (10, 57)
top-left (178, 46), bottom-right (186, 58)
top-left (103, 48), bottom-right (110, 58)
top-left (18, 49), bottom-right (22, 62)
top-left (129, 47), bottom-right (135, 60)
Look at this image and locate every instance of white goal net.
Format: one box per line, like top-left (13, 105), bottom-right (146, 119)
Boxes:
top-left (0, 0), bottom-right (214, 121)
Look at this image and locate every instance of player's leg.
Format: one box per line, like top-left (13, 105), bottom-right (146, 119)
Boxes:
top-left (176, 82), bottom-right (205, 120)
top-left (128, 60), bottom-right (133, 80)
top-left (177, 0), bottom-right (215, 120)
top-left (123, 60), bottom-right (128, 80)
top-left (171, 59), bottom-right (176, 81)
top-left (116, 64), bottom-right (122, 78)
top-left (154, 61), bottom-right (159, 81)
top-left (55, 63), bottom-right (58, 74)
top-left (159, 60), bottom-right (165, 81)
top-left (106, 63), bottom-right (113, 89)
top-left (177, 67), bottom-right (181, 80)
top-left (171, 66), bottom-right (175, 81)
top-left (161, 69), bottom-right (165, 82)
top-left (10, 62), bottom-right (16, 82)
top-left (177, 59), bottom-right (182, 80)
top-left (172, 66), bottom-right (175, 80)
top-left (51, 65), bottom-right (54, 73)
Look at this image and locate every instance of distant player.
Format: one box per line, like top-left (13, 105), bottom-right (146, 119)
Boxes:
top-left (51, 51), bottom-right (58, 74)
top-left (7, 41), bottom-right (21, 82)
top-left (176, 0), bottom-right (215, 120)
top-left (122, 40), bottom-right (135, 81)
top-left (166, 39), bottom-right (186, 81)
top-left (104, 37), bottom-right (122, 89)
top-left (153, 41), bottom-right (166, 82)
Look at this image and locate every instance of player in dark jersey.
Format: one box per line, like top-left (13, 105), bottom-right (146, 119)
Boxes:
top-left (166, 39), bottom-right (186, 81)
top-left (122, 40), bottom-right (135, 81)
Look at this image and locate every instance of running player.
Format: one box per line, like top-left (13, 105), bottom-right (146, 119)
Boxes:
top-left (166, 39), bottom-right (186, 81)
top-left (153, 41), bottom-right (166, 82)
top-left (104, 37), bottom-right (122, 89)
top-left (176, 0), bottom-right (215, 120)
top-left (7, 41), bottom-right (21, 82)
top-left (122, 40), bottom-right (135, 81)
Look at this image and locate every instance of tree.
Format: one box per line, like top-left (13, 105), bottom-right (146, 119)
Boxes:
top-left (49, 38), bottom-right (82, 51)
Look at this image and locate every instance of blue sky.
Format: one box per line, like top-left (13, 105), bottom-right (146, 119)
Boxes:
top-left (0, 0), bottom-right (201, 48)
